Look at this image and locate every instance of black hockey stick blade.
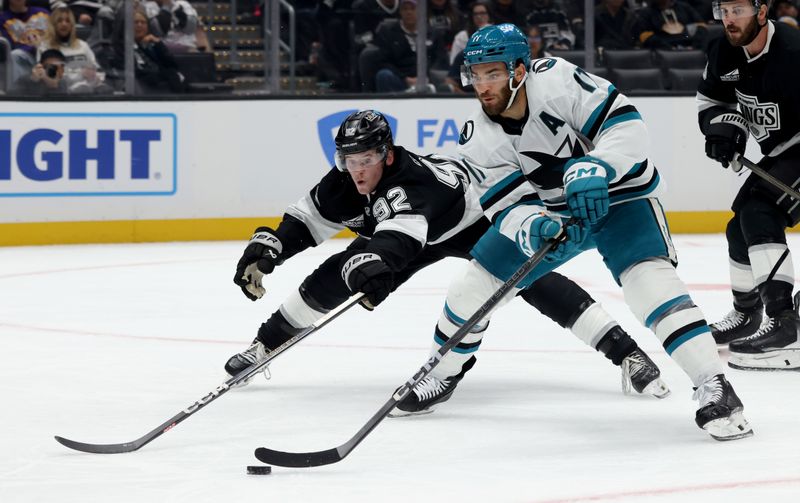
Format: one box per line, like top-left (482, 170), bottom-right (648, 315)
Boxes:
top-left (54, 436), bottom-right (142, 454)
top-left (54, 293), bottom-right (365, 454)
top-left (253, 227), bottom-right (570, 468)
top-left (736, 154), bottom-right (800, 201)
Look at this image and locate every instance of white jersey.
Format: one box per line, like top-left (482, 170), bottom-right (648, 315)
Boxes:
top-left (457, 57), bottom-right (663, 243)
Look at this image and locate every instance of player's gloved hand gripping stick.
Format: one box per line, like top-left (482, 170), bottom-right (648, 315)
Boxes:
top-left (253, 220), bottom-right (576, 468)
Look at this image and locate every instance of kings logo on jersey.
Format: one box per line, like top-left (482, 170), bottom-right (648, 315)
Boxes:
top-left (317, 110), bottom-right (398, 167)
top-left (736, 90), bottom-right (780, 142)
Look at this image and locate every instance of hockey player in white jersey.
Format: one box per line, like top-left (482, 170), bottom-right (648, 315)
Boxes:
top-left (432, 23), bottom-right (752, 440)
top-left (224, 110), bottom-right (669, 415)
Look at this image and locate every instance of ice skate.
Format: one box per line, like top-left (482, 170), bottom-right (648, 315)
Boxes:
top-left (621, 349), bottom-right (671, 398)
top-left (693, 374), bottom-right (753, 441)
top-left (390, 356), bottom-right (476, 417)
top-left (728, 309), bottom-right (800, 371)
top-left (224, 339), bottom-right (271, 386)
top-left (710, 308), bottom-right (763, 346)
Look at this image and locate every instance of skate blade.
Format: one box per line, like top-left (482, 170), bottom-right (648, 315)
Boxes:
top-left (388, 406), bottom-right (436, 418)
top-left (704, 411), bottom-right (753, 441)
top-left (641, 378), bottom-right (671, 399)
top-left (728, 350), bottom-right (800, 371)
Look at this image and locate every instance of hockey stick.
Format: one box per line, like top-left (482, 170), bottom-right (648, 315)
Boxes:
top-left (254, 226), bottom-right (570, 468)
top-left (54, 293), bottom-right (366, 454)
top-left (736, 154), bottom-right (800, 201)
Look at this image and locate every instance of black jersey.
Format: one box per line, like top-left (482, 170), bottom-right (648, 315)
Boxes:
top-left (273, 146), bottom-right (486, 272)
top-left (698, 22), bottom-right (800, 158)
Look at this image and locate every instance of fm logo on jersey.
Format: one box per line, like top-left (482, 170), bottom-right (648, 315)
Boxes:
top-left (317, 110), bottom-right (399, 167)
top-left (736, 90), bottom-right (780, 142)
top-left (0, 113), bottom-right (176, 197)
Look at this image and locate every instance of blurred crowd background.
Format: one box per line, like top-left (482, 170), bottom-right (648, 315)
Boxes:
top-left (1, 0), bottom-right (798, 97)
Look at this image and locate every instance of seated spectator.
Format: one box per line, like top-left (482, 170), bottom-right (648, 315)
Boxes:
top-left (525, 0), bottom-right (575, 50)
top-left (12, 47), bottom-right (68, 94)
top-left (595, 0), bottom-right (641, 50)
top-left (0, 0), bottom-right (50, 84)
top-left (490, 0), bottom-right (526, 27)
top-left (113, 7), bottom-right (185, 94)
top-left (773, 0), bottom-right (799, 27)
top-left (429, 0), bottom-right (464, 48)
top-left (51, 0), bottom-right (101, 26)
top-left (37, 6), bottom-right (107, 92)
top-left (365, 0), bottom-right (448, 92)
top-left (527, 23), bottom-right (550, 58)
top-left (353, 0), bottom-right (399, 47)
top-left (143, 0), bottom-right (197, 53)
top-left (450, 0), bottom-right (492, 64)
top-left (638, 0), bottom-right (708, 50)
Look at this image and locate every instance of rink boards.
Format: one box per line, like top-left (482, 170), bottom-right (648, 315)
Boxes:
top-left (0, 97), bottom-right (768, 245)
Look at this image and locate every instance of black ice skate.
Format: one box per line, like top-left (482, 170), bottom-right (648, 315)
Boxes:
top-left (728, 308), bottom-right (800, 371)
top-left (621, 349), bottom-right (671, 398)
top-left (710, 308), bottom-right (763, 345)
top-left (224, 339), bottom-right (271, 386)
top-left (693, 374), bottom-right (753, 441)
top-left (389, 356), bottom-right (477, 417)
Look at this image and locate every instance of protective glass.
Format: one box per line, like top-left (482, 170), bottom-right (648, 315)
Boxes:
top-left (460, 65), bottom-right (511, 87)
top-left (712, 1), bottom-right (757, 20)
top-left (335, 147), bottom-right (387, 172)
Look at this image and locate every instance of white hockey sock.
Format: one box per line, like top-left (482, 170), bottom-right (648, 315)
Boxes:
top-left (729, 258), bottom-right (756, 294)
top-left (570, 302), bottom-right (619, 349)
top-left (621, 259), bottom-right (724, 386)
top-left (279, 288), bottom-right (326, 329)
top-left (429, 260), bottom-right (516, 380)
top-left (748, 243), bottom-right (795, 288)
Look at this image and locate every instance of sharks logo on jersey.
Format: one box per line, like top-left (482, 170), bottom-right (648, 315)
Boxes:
top-left (532, 58), bottom-right (557, 73)
top-left (736, 90), bottom-right (780, 142)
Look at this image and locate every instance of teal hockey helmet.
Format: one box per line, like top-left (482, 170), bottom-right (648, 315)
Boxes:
top-left (461, 23), bottom-right (530, 83)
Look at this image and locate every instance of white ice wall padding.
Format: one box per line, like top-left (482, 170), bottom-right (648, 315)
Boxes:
top-left (0, 97), bottom-right (761, 224)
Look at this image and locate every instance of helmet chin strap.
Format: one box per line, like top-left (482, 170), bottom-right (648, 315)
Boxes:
top-left (504, 70), bottom-right (528, 112)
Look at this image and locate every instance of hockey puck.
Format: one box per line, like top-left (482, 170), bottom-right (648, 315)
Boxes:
top-left (246, 465), bottom-right (272, 475)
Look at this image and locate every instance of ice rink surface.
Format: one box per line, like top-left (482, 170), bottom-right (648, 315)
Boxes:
top-left (1, 235), bottom-right (799, 503)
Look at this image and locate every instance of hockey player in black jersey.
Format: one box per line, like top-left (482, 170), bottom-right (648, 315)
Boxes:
top-left (698, 0), bottom-right (800, 370)
top-left (224, 110), bottom-right (669, 415)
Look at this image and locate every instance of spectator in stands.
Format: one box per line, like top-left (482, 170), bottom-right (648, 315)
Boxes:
top-left (773, 0), bottom-right (799, 27)
top-left (527, 23), bottom-right (549, 58)
top-left (353, 0), bottom-right (399, 47)
top-left (12, 47), bottom-right (67, 94)
top-left (121, 7), bottom-right (185, 94)
top-left (490, 0), bottom-right (526, 27)
top-left (450, 0), bottom-right (491, 63)
top-left (525, 0), bottom-right (575, 50)
top-left (143, 0), bottom-right (197, 53)
top-left (595, 0), bottom-right (641, 50)
top-left (53, 0), bottom-right (100, 26)
top-left (364, 0), bottom-right (447, 92)
top-left (637, 0), bottom-right (708, 50)
top-left (1, 0), bottom-right (49, 84)
top-left (429, 0), bottom-right (464, 48)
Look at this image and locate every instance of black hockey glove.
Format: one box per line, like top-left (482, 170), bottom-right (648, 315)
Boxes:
top-left (233, 227), bottom-right (284, 301)
top-left (341, 252), bottom-right (394, 311)
top-left (705, 111), bottom-right (748, 171)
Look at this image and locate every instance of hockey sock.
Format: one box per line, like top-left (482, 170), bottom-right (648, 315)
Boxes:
top-left (621, 259), bottom-right (724, 386)
top-left (727, 258), bottom-right (762, 312)
top-left (748, 243), bottom-right (795, 316)
top-left (257, 288), bottom-right (326, 349)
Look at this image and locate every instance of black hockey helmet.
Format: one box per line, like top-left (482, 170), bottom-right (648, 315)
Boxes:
top-left (712, 0), bottom-right (769, 20)
top-left (334, 110), bottom-right (394, 172)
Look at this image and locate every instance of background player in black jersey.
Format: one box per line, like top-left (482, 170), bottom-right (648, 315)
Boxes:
top-left (698, 0), bottom-right (800, 370)
top-left (224, 110), bottom-right (669, 415)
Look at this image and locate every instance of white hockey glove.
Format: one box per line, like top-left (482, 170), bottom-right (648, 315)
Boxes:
top-left (233, 227), bottom-right (284, 301)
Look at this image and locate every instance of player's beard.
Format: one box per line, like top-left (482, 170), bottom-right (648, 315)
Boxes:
top-left (724, 16), bottom-right (760, 47)
top-left (478, 83), bottom-right (513, 117)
